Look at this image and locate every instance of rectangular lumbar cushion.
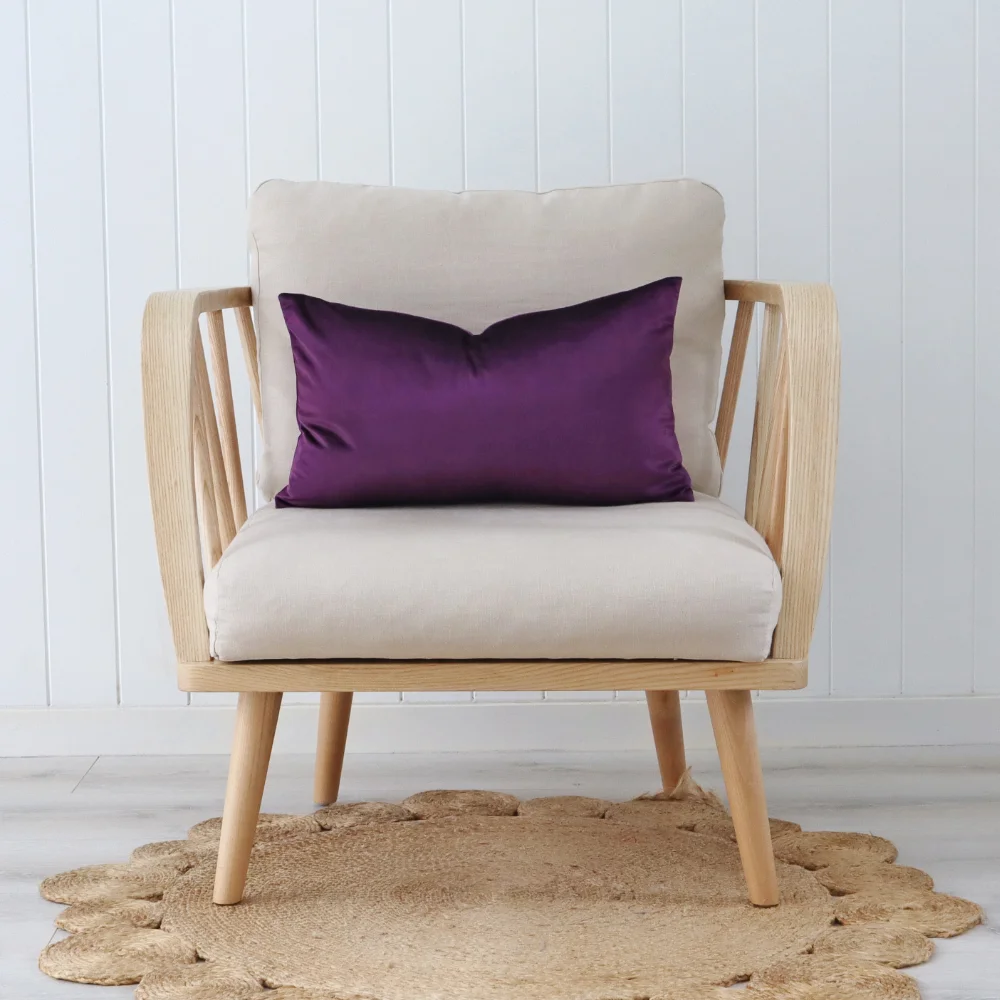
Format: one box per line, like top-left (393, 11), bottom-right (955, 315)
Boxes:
top-left (276, 278), bottom-right (692, 508)
top-left (249, 180), bottom-right (726, 499)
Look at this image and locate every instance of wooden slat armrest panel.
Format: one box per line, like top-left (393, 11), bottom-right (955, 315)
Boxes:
top-left (769, 284), bottom-right (839, 659)
top-left (178, 658), bottom-right (808, 693)
top-left (723, 280), bottom-right (841, 662)
top-left (142, 287), bottom-right (251, 663)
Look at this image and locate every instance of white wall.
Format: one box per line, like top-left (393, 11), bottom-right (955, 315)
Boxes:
top-left (2, 0), bottom-right (998, 753)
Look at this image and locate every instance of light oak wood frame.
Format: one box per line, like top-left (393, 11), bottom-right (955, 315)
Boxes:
top-left (142, 280), bottom-right (840, 906)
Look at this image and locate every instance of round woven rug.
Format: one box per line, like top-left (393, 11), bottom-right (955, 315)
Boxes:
top-left (38, 776), bottom-right (982, 1000)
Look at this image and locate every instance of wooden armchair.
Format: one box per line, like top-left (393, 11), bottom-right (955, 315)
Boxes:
top-left (142, 181), bottom-right (839, 909)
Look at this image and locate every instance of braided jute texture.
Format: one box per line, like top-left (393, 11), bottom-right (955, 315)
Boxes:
top-left (37, 780), bottom-right (982, 999)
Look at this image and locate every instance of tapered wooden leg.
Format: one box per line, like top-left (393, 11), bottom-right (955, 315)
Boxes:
top-left (645, 690), bottom-right (687, 791)
top-left (706, 689), bottom-right (779, 907)
top-left (314, 691), bottom-right (353, 806)
top-left (213, 691), bottom-right (282, 905)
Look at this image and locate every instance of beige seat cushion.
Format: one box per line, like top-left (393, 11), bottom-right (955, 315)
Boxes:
top-left (249, 179), bottom-right (726, 500)
top-left (204, 495), bottom-right (781, 663)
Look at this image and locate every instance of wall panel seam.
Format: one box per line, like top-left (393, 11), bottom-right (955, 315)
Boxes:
top-left (95, 0), bottom-right (123, 705)
top-left (23, 0), bottom-right (52, 708)
top-left (898, 0), bottom-right (906, 696)
top-left (386, 0), bottom-right (395, 184)
top-left (972, 0), bottom-right (980, 693)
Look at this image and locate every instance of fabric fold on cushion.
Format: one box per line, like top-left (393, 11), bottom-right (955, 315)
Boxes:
top-left (276, 277), bottom-right (693, 508)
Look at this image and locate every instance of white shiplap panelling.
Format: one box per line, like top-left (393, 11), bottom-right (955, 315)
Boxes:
top-left (976, 2), bottom-right (1000, 694)
top-left (173, 0), bottom-right (250, 707)
top-left (0, 0), bottom-right (47, 707)
top-left (389, 0), bottom-right (464, 191)
top-left (462, 0), bottom-right (536, 191)
top-left (245, 0), bottom-right (317, 190)
top-left (756, 0), bottom-right (830, 698)
top-left (535, 0), bottom-right (610, 191)
top-left (317, 0), bottom-right (391, 185)
top-left (27, 0), bottom-right (118, 707)
top-left (829, 0), bottom-right (904, 697)
top-left (608, 0), bottom-right (682, 184)
top-left (173, 0), bottom-right (247, 288)
top-left (101, 0), bottom-right (183, 707)
top-left (1, 0), bottom-right (997, 745)
top-left (902, 3), bottom-right (976, 696)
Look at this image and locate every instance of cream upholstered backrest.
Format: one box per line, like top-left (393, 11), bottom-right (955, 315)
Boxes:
top-left (249, 179), bottom-right (726, 499)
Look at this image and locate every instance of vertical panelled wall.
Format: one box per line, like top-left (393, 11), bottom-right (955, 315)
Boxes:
top-left (1, 0), bottom-right (998, 717)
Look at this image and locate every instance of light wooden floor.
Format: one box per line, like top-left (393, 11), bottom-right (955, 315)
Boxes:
top-left (2, 747), bottom-right (997, 998)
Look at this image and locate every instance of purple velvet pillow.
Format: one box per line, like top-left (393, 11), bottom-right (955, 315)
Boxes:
top-left (275, 277), bottom-right (693, 508)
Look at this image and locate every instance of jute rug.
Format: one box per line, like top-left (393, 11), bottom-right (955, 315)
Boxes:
top-left (38, 775), bottom-right (982, 999)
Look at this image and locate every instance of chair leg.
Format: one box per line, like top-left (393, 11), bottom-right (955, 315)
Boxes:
top-left (314, 691), bottom-right (353, 806)
top-left (645, 690), bottom-right (687, 791)
top-left (213, 691), bottom-right (282, 905)
top-left (706, 689), bottom-right (779, 907)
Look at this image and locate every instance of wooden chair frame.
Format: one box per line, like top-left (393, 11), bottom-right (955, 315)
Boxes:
top-left (141, 280), bottom-right (840, 907)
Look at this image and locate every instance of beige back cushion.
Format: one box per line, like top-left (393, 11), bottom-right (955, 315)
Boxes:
top-left (249, 179), bottom-right (726, 499)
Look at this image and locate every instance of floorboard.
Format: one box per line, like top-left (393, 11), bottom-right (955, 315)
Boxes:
top-left (2, 747), bottom-right (996, 998)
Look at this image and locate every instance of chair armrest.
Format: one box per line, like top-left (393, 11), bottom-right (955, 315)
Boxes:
top-left (142, 287), bottom-right (252, 662)
top-left (723, 281), bottom-right (841, 660)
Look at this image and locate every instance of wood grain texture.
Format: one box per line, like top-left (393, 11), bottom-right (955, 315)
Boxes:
top-left (725, 281), bottom-right (841, 661)
top-left (706, 689), bottom-right (779, 906)
top-left (178, 659), bottom-right (807, 693)
top-left (234, 306), bottom-right (262, 425)
top-left (768, 286), bottom-right (840, 660)
top-left (314, 692), bottom-right (353, 805)
top-left (192, 334), bottom-right (237, 551)
top-left (205, 310), bottom-right (248, 528)
top-left (746, 302), bottom-right (785, 529)
top-left (715, 298), bottom-right (754, 469)
top-left (213, 691), bottom-right (282, 904)
top-left (141, 287), bottom-right (251, 663)
top-left (645, 690), bottom-right (686, 790)
top-left (191, 378), bottom-right (223, 572)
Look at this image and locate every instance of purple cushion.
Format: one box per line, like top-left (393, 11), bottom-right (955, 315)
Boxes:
top-left (275, 277), bottom-right (693, 508)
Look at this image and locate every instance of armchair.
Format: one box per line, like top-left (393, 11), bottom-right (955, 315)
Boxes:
top-left (142, 181), bottom-right (839, 909)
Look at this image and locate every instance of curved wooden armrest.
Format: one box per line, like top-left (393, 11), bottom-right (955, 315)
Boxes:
top-left (723, 280), bottom-right (841, 661)
top-left (142, 287), bottom-right (253, 662)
